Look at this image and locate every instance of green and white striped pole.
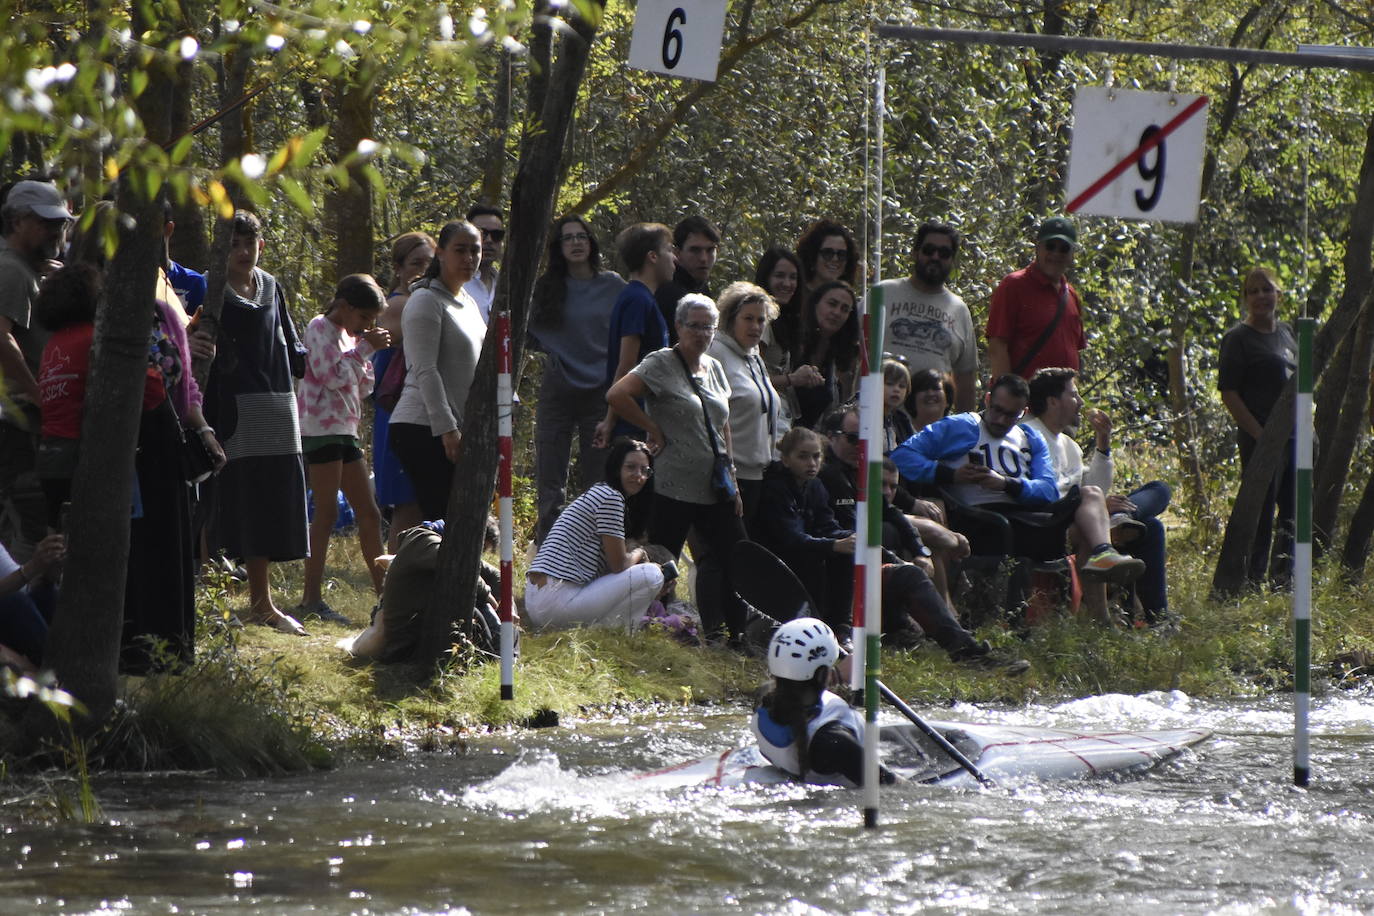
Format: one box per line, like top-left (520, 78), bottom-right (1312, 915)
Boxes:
top-left (1294, 317), bottom-right (1314, 786)
top-left (856, 283), bottom-right (885, 828)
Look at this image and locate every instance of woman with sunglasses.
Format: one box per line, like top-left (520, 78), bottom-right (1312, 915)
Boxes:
top-left (795, 219), bottom-right (859, 299)
top-left (528, 215), bottom-right (627, 544)
top-left (524, 438), bottom-right (666, 629)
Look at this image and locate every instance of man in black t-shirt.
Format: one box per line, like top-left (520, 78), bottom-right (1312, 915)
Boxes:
top-left (654, 215), bottom-right (719, 343)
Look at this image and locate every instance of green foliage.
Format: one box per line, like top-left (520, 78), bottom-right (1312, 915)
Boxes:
top-left (1, 669), bottom-right (98, 822)
top-left (95, 630), bottom-right (332, 775)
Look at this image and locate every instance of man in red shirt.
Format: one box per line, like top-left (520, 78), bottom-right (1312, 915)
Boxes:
top-left (986, 216), bottom-right (1086, 379)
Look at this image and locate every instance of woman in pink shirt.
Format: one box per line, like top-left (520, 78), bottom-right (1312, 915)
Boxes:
top-left (296, 274), bottom-right (391, 621)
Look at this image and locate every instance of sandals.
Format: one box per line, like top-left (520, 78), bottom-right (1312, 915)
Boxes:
top-left (243, 607), bottom-right (308, 636)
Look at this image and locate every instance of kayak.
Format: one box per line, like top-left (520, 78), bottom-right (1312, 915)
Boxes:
top-left (636, 721), bottom-right (1212, 789)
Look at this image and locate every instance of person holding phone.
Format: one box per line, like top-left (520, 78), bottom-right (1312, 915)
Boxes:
top-left (890, 374), bottom-right (1143, 586)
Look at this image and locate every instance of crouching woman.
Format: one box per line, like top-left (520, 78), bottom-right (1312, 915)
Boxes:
top-left (524, 438), bottom-right (665, 629)
top-left (752, 617), bottom-right (894, 787)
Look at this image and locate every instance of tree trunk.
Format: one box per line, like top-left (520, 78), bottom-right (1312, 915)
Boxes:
top-left (478, 48), bottom-right (513, 206)
top-left (416, 3), bottom-right (602, 671)
top-left (332, 76), bottom-right (376, 277)
top-left (167, 53), bottom-right (209, 271)
top-left (1312, 289), bottom-right (1374, 550)
top-left (1310, 111), bottom-right (1374, 545)
top-left (193, 43), bottom-right (251, 389)
top-left (38, 11), bottom-right (174, 723)
top-left (1341, 460), bottom-right (1374, 578)
top-left (1211, 381), bottom-right (1296, 597)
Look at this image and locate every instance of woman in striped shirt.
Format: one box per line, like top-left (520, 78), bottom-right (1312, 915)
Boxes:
top-left (524, 438), bottom-right (665, 629)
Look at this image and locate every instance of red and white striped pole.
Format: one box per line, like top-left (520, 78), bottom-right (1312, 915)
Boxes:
top-left (497, 310), bottom-right (515, 700)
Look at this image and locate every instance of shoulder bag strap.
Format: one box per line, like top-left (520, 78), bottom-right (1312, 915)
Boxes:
top-left (1012, 281), bottom-right (1069, 378)
top-left (673, 347), bottom-right (724, 461)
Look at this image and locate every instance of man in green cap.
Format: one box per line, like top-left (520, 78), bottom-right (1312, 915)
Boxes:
top-left (986, 216), bottom-right (1086, 380)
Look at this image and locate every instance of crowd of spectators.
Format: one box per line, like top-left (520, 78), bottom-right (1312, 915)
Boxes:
top-left (0, 175), bottom-right (1289, 673)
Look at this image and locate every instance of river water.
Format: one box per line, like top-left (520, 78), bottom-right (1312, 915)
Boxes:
top-left (3, 688), bottom-right (1373, 914)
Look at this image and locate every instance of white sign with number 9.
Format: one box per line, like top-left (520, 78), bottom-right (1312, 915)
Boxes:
top-left (1065, 87), bottom-right (1209, 224)
top-left (628, 0), bottom-right (729, 82)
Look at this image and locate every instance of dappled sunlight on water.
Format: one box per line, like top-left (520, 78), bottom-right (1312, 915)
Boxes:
top-left (3, 692), bottom-right (1374, 913)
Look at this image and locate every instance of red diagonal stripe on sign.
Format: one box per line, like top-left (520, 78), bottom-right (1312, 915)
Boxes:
top-left (1066, 94), bottom-right (1210, 213)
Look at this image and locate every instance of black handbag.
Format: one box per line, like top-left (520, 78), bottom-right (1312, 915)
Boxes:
top-left (674, 348), bottom-right (736, 504)
top-left (177, 423), bottom-right (217, 484)
top-left (162, 397), bottom-right (216, 484)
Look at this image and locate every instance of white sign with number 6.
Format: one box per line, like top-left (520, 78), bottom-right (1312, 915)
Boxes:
top-left (628, 0), bottom-right (729, 82)
top-left (1065, 87), bottom-right (1210, 224)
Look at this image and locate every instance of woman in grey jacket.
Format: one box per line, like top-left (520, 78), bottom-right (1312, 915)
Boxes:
top-left (707, 282), bottom-right (783, 530)
top-left (388, 221), bottom-right (486, 521)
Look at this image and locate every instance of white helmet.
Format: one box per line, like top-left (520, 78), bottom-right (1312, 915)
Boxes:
top-left (767, 617), bottom-right (840, 682)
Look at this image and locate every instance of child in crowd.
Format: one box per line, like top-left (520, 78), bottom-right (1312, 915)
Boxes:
top-left (882, 357), bottom-right (916, 455)
top-left (201, 210), bottom-right (310, 635)
top-left (752, 617), bottom-right (893, 787)
top-left (752, 427), bottom-right (855, 637)
top-left (296, 274), bottom-right (391, 623)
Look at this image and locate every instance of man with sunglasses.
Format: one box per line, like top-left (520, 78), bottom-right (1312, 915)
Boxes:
top-left (878, 221), bottom-right (977, 411)
top-left (817, 403), bottom-right (1030, 672)
top-left (464, 204), bottom-right (505, 324)
top-left (0, 179), bottom-right (71, 561)
top-left (890, 374), bottom-right (1144, 592)
top-left (986, 216), bottom-right (1086, 381)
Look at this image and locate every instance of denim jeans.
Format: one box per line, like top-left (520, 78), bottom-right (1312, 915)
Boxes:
top-left (534, 379), bottom-right (609, 544)
top-left (1124, 480), bottom-right (1171, 619)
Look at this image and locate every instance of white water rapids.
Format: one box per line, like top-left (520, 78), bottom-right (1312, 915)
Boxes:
top-left (4, 688), bottom-right (1373, 914)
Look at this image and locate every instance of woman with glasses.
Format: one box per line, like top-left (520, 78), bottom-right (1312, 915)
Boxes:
top-left (605, 294), bottom-right (752, 645)
top-left (790, 281), bottom-right (860, 429)
top-left (524, 438), bottom-right (666, 629)
top-left (795, 219), bottom-right (859, 298)
top-left (529, 215), bottom-right (628, 543)
top-left (708, 282), bottom-right (784, 528)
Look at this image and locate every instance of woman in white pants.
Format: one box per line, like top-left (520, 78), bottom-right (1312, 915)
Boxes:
top-left (525, 438), bottom-right (665, 628)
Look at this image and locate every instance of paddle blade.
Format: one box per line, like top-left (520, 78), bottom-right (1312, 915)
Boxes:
top-left (731, 540), bottom-right (815, 623)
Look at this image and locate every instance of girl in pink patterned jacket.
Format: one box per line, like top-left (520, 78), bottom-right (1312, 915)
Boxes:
top-left (296, 274), bottom-right (391, 621)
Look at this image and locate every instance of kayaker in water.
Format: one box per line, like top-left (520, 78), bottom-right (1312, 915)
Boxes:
top-left (751, 617), bottom-right (895, 787)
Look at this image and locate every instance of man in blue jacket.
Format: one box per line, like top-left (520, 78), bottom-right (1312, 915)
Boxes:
top-left (890, 374), bottom-right (1142, 585)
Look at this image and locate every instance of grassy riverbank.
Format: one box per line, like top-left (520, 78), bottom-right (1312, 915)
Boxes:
top-left (9, 516), bottom-right (1374, 784)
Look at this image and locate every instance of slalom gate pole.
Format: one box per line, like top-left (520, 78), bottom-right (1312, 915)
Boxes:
top-left (1294, 317), bottom-right (1313, 785)
top-left (857, 284), bottom-right (886, 828)
top-left (497, 311), bottom-right (515, 701)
